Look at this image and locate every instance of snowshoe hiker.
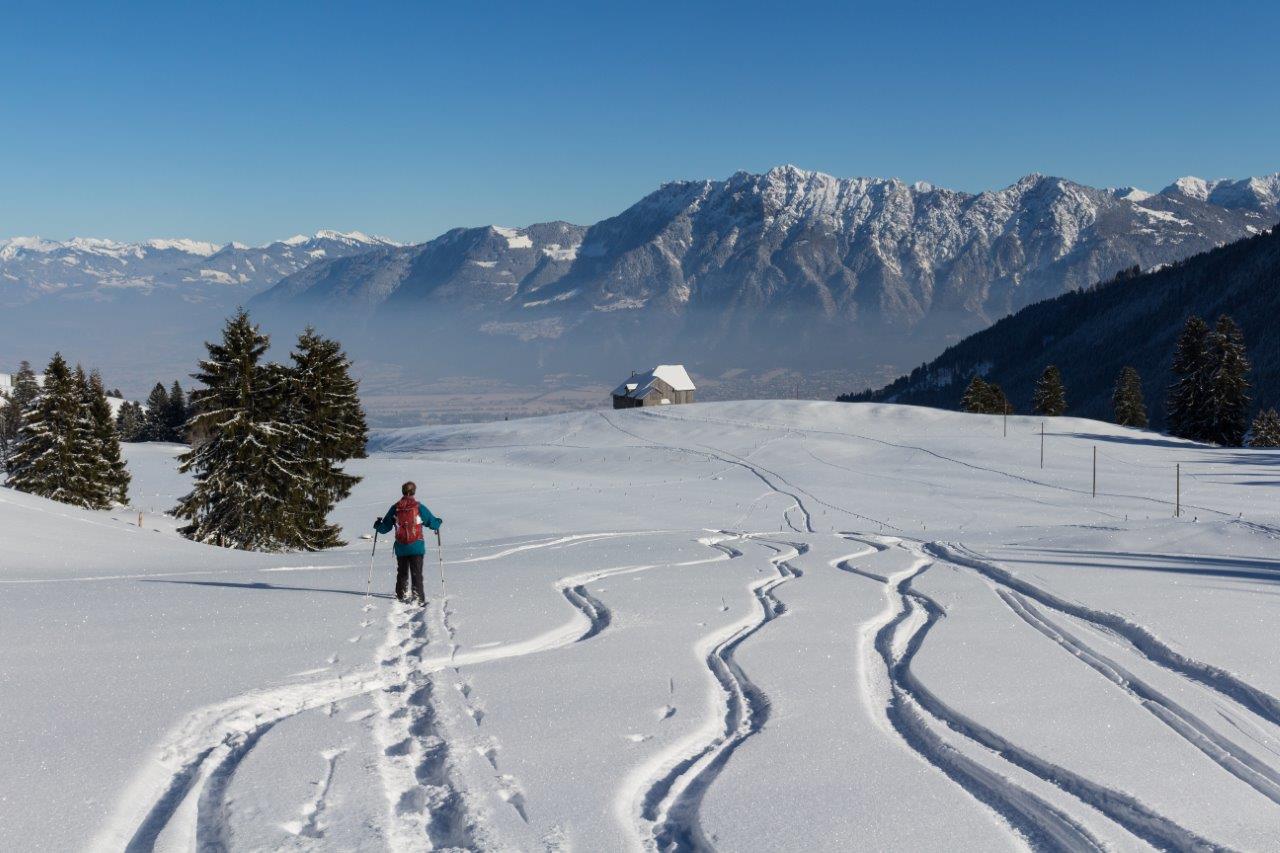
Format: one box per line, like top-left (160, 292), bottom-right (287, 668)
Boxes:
top-left (373, 481), bottom-right (443, 606)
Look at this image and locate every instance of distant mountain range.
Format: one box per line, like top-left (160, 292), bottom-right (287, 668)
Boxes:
top-left (0, 231), bottom-right (397, 307)
top-left (249, 167), bottom-right (1280, 379)
top-left (845, 225), bottom-right (1280, 428)
top-left (2, 167), bottom-right (1278, 396)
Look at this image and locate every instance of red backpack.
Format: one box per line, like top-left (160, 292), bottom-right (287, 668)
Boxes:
top-left (394, 496), bottom-right (423, 545)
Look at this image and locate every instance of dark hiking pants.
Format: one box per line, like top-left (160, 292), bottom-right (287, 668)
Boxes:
top-left (396, 554), bottom-right (426, 603)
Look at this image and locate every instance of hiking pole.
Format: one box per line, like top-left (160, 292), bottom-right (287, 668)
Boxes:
top-left (366, 530), bottom-right (379, 606)
top-left (436, 529), bottom-right (447, 597)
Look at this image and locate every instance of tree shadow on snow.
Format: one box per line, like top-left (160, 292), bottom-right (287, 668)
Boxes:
top-left (140, 579), bottom-right (395, 599)
top-left (1007, 548), bottom-right (1280, 586)
top-left (1065, 431), bottom-right (1208, 451)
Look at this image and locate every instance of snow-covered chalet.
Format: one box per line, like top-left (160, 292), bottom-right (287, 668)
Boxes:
top-left (611, 365), bottom-right (696, 409)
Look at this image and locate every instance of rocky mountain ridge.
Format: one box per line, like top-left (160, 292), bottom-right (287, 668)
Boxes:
top-left (252, 166), bottom-right (1279, 378)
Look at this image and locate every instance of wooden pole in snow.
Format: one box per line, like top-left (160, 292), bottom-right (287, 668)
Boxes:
top-left (1040, 422), bottom-right (1045, 469)
top-left (1176, 463), bottom-right (1181, 517)
top-left (1092, 446), bottom-right (1097, 498)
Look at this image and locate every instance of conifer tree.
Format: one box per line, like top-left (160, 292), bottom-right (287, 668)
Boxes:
top-left (960, 376), bottom-right (1011, 415)
top-left (143, 382), bottom-right (172, 442)
top-left (1205, 314), bottom-right (1251, 446)
top-left (1111, 366), bottom-right (1148, 429)
top-left (1167, 316), bottom-right (1211, 440)
top-left (87, 371), bottom-right (130, 506)
top-left (72, 365), bottom-right (112, 510)
top-left (1032, 365), bottom-right (1067, 416)
top-left (174, 310), bottom-right (309, 551)
top-left (166, 381), bottom-right (188, 443)
top-left (961, 376), bottom-right (991, 413)
top-left (984, 381), bottom-right (1011, 415)
top-left (7, 354), bottom-right (95, 506)
top-left (1, 361), bottom-right (40, 472)
top-left (0, 385), bottom-right (10, 471)
top-left (0, 388), bottom-right (8, 465)
top-left (282, 327), bottom-right (370, 549)
top-left (116, 401), bottom-right (146, 442)
top-left (1248, 409), bottom-right (1280, 448)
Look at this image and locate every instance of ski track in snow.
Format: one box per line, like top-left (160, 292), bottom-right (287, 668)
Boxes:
top-left (107, 529), bottom-right (1245, 853)
top-left (839, 536), bottom-right (1261, 851)
top-left (91, 402), bottom-right (1280, 852)
top-left (94, 669), bottom-right (386, 853)
top-left (843, 542), bottom-right (1110, 852)
top-left (997, 589), bottom-right (1280, 807)
top-left (97, 528), bottom-right (754, 852)
top-left (901, 543), bottom-right (1237, 851)
top-left (931, 542), bottom-right (1280, 731)
top-left (628, 535), bottom-right (818, 852)
top-left (641, 408), bottom-right (1239, 524)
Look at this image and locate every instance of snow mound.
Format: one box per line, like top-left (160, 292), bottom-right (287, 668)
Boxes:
top-left (8, 401), bottom-right (1280, 851)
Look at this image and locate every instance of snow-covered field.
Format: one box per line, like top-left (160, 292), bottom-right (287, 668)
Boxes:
top-left (4, 401), bottom-right (1280, 852)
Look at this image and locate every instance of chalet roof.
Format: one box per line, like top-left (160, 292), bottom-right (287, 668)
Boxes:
top-left (612, 364), bottom-right (695, 399)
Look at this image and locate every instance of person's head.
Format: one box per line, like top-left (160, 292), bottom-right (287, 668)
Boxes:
top-left (401, 481), bottom-right (416, 497)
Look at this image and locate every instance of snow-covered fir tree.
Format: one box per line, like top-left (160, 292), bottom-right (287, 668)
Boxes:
top-left (86, 370), bottom-right (130, 506)
top-left (981, 381), bottom-right (1010, 415)
top-left (283, 327), bottom-right (370, 550)
top-left (1248, 408), bottom-right (1280, 448)
top-left (1111, 366), bottom-right (1148, 429)
top-left (0, 387), bottom-right (9, 468)
top-left (1, 361), bottom-right (40, 472)
top-left (165, 381), bottom-right (188, 443)
top-left (7, 354), bottom-right (95, 506)
top-left (1167, 316), bottom-right (1211, 441)
top-left (960, 376), bottom-right (990, 413)
top-left (960, 376), bottom-right (1009, 415)
top-left (1205, 314), bottom-right (1251, 447)
top-left (115, 401), bottom-right (146, 442)
top-left (174, 310), bottom-right (310, 551)
top-left (72, 365), bottom-right (112, 510)
top-left (142, 383), bottom-right (172, 442)
top-left (1032, 365), bottom-right (1067, 416)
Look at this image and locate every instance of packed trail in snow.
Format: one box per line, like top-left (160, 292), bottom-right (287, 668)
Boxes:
top-left (5, 400), bottom-right (1280, 851)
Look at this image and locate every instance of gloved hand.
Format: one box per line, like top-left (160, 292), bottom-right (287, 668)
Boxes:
top-left (373, 517), bottom-right (382, 529)
top-left (431, 517), bottom-right (443, 531)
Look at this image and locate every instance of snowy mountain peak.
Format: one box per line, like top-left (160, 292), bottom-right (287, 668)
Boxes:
top-left (1165, 175), bottom-right (1211, 201)
top-left (1014, 172), bottom-right (1050, 187)
top-left (142, 238), bottom-right (220, 256)
top-left (764, 164), bottom-right (828, 183)
top-left (0, 236), bottom-right (60, 260)
top-left (313, 229), bottom-right (391, 245)
top-left (1110, 186), bottom-right (1153, 202)
top-left (276, 230), bottom-right (398, 248)
top-left (252, 164), bottom-right (1279, 389)
top-left (1159, 173), bottom-right (1280, 211)
top-left (0, 230), bottom-right (403, 307)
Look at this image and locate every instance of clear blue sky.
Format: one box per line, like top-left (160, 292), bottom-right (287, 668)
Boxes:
top-left (3, 0), bottom-right (1276, 245)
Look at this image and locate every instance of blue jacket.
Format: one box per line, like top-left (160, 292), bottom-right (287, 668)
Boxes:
top-left (375, 501), bottom-right (442, 557)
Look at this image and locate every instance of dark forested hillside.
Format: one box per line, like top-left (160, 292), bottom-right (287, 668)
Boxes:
top-left (843, 227), bottom-right (1280, 429)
